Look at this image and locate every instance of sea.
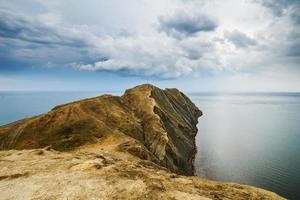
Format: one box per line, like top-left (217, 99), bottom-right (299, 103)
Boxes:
top-left (0, 91), bottom-right (299, 199)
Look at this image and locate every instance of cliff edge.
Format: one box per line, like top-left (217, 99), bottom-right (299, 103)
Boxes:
top-left (0, 84), bottom-right (201, 175)
top-left (0, 84), bottom-right (285, 199)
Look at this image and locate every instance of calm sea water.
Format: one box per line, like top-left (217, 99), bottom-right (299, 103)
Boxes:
top-left (0, 91), bottom-right (299, 199)
top-left (191, 93), bottom-right (300, 200)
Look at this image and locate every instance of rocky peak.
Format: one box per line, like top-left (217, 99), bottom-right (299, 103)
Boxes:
top-left (0, 84), bottom-right (285, 199)
top-left (0, 84), bottom-right (201, 175)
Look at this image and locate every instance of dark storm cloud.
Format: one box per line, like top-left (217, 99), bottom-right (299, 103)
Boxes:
top-left (0, 9), bottom-right (95, 69)
top-left (0, 10), bottom-right (84, 47)
top-left (224, 30), bottom-right (256, 49)
top-left (256, 0), bottom-right (300, 62)
top-left (286, 41), bottom-right (300, 57)
top-left (0, 0), bottom-right (299, 81)
top-left (258, 0), bottom-right (300, 24)
top-left (158, 11), bottom-right (218, 38)
top-left (258, 0), bottom-right (293, 16)
top-left (291, 11), bottom-right (300, 24)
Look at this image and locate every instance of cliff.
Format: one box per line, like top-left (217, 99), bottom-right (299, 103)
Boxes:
top-left (0, 84), bottom-right (201, 175)
top-left (0, 84), bottom-right (285, 199)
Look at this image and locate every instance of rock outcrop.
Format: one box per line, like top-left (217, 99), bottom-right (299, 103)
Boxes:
top-left (0, 148), bottom-right (284, 200)
top-left (0, 84), bottom-right (200, 175)
top-left (0, 84), bottom-right (285, 199)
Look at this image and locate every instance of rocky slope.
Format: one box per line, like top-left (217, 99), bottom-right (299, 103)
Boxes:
top-left (0, 84), bottom-right (201, 175)
top-left (0, 84), bottom-right (285, 199)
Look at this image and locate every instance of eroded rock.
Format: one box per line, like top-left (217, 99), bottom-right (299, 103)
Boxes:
top-left (0, 84), bottom-right (201, 175)
top-left (0, 84), bottom-right (285, 199)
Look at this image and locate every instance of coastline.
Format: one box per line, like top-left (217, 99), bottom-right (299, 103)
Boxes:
top-left (0, 84), bottom-right (285, 199)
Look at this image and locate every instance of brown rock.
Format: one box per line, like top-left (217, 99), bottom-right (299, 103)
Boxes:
top-left (0, 84), bottom-right (201, 175)
top-left (0, 84), bottom-right (285, 199)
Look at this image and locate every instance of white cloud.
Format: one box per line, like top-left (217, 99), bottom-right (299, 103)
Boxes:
top-left (224, 30), bottom-right (256, 49)
top-left (158, 10), bottom-right (218, 38)
top-left (0, 0), bottom-right (299, 82)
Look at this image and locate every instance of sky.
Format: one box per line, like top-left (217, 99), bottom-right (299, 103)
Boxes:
top-left (0, 0), bottom-right (299, 92)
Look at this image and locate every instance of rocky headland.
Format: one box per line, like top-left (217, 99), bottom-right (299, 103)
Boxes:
top-left (0, 84), bottom-right (285, 199)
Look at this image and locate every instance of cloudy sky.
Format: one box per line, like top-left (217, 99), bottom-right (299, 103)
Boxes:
top-left (0, 0), bottom-right (299, 91)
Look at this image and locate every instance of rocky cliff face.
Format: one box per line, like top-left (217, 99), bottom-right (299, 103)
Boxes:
top-left (122, 84), bottom-right (202, 175)
top-left (0, 84), bottom-right (201, 175)
top-left (0, 84), bottom-right (285, 199)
